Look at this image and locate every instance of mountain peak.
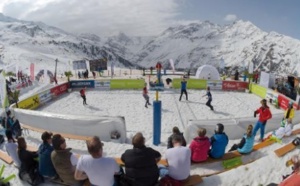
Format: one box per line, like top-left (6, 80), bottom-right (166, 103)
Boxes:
top-left (0, 13), bottom-right (19, 22)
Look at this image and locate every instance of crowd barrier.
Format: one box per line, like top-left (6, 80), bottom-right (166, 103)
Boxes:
top-left (11, 82), bottom-right (127, 143)
top-left (184, 111), bottom-right (300, 143)
top-left (12, 108), bottom-right (127, 143)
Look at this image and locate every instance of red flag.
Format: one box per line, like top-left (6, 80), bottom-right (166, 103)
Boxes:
top-left (30, 63), bottom-right (35, 81)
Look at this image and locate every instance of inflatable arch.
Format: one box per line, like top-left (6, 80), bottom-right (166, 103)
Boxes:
top-left (35, 70), bottom-right (54, 82)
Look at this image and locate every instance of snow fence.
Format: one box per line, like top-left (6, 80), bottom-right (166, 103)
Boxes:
top-left (12, 108), bottom-right (127, 143)
top-left (185, 111), bottom-right (300, 143)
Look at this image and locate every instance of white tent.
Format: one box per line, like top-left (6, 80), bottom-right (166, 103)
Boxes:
top-left (195, 65), bottom-right (220, 80)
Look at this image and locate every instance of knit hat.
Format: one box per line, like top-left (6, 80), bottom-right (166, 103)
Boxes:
top-left (52, 134), bottom-right (65, 150)
top-left (41, 131), bottom-right (53, 142)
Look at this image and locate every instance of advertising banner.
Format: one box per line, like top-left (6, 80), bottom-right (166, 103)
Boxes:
top-left (110, 79), bottom-right (144, 89)
top-left (50, 83), bottom-right (69, 97)
top-left (222, 81), bottom-right (248, 91)
top-left (249, 83), bottom-right (267, 98)
top-left (259, 71), bottom-right (270, 88)
top-left (207, 80), bottom-right (222, 90)
top-left (172, 79), bottom-right (207, 89)
top-left (30, 63), bottom-right (34, 81)
top-left (18, 95), bottom-right (40, 110)
top-left (278, 94), bottom-right (290, 110)
top-left (73, 60), bottom-right (87, 70)
top-left (89, 58), bottom-right (108, 71)
top-left (95, 80), bottom-right (110, 90)
top-left (265, 89), bottom-right (279, 106)
top-left (38, 90), bottom-right (52, 105)
top-left (0, 71), bottom-right (7, 108)
top-left (70, 80), bottom-right (95, 88)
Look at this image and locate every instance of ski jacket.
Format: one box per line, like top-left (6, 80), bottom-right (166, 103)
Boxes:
top-left (256, 106), bottom-right (272, 123)
top-left (238, 134), bottom-right (255, 154)
top-left (189, 136), bottom-right (210, 162)
top-left (143, 87), bottom-right (148, 95)
top-left (38, 142), bottom-right (56, 177)
top-left (80, 89), bottom-right (85, 96)
top-left (181, 81), bottom-right (187, 90)
top-left (209, 133), bottom-right (228, 159)
top-left (284, 108), bottom-right (295, 119)
top-left (121, 146), bottom-right (161, 186)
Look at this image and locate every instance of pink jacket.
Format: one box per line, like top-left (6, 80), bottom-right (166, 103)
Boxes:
top-left (189, 136), bottom-right (211, 162)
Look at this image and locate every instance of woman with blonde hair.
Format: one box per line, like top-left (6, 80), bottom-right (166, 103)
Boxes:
top-left (228, 125), bottom-right (255, 154)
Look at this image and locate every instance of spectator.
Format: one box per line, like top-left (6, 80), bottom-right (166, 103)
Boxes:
top-left (253, 99), bottom-right (272, 141)
top-left (209, 123), bottom-right (229, 159)
top-left (234, 70), bottom-right (239, 81)
top-left (189, 128), bottom-right (210, 162)
top-left (17, 137), bottom-right (40, 183)
top-left (278, 155), bottom-right (300, 185)
top-left (75, 136), bottom-right (120, 186)
top-left (38, 131), bottom-right (57, 179)
top-left (5, 130), bottom-right (21, 168)
top-left (284, 102), bottom-right (295, 120)
top-left (165, 134), bottom-right (191, 181)
top-left (51, 134), bottom-right (81, 186)
top-left (92, 71), bottom-right (96, 79)
top-left (271, 118), bottom-right (293, 140)
top-left (167, 127), bottom-right (186, 149)
top-left (121, 132), bottom-right (161, 186)
top-left (228, 125), bottom-right (255, 154)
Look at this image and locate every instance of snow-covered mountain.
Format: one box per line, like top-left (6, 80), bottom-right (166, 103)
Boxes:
top-left (0, 13), bottom-right (300, 75)
top-left (132, 20), bottom-right (300, 75)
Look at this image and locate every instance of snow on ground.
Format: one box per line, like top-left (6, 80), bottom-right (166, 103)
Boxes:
top-left (0, 74), bottom-right (299, 186)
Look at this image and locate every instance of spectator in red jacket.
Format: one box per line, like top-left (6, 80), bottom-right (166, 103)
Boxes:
top-left (252, 99), bottom-right (272, 141)
top-left (189, 128), bottom-right (210, 162)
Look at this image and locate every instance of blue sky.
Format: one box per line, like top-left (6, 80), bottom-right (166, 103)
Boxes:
top-left (0, 0), bottom-right (299, 39)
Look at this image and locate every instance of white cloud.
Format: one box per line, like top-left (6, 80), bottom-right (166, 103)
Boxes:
top-left (0, 0), bottom-right (180, 36)
top-left (224, 14), bottom-right (237, 22)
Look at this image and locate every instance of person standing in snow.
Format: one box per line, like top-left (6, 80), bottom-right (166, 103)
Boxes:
top-left (203, 86), bottom-right (214, 111)
top-left (252, 99), bottom-right (272, 141)
top-left (179, 78), bottom-right (188, 101)
top-left (80, 87), bottom-right (87, 105)
top-left (143, 83), bottom-right (151, 108)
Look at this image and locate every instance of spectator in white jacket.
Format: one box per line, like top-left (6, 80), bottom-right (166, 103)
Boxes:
top-left (273, 118), bottom-right (293, 139)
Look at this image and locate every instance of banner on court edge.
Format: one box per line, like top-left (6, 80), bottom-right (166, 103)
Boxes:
top-left (0, 71), bottom-right (7, 108)
top-left (95, 80), bottom-right (110, 90)
top-left (50, 83), bottom-right (69, 97)
top-left (30, 63), bottom-right (35, 81)
top-left (222, 81), bottom-right (248, 91)
top-left (207, 80), bottom-right (222, 90)
top-left (70, 80), bottom-right (95, 88)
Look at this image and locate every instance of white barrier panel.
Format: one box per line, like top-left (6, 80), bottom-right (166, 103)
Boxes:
top-left (185, 119), bottom-right (245, 143)
top-left (12, 108), bottom-right (127, 143)
top-left (185, 111), bottom-right (300, 143)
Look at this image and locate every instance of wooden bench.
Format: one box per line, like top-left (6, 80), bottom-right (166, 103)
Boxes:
top-left (182, 175), bottom-right (203, 186)
top-left (0, 150), bottom-right (13, 164)
top-left (21, 123), bottom-right (90, 141)
top-left (115, 139), bottom-right (275, 167)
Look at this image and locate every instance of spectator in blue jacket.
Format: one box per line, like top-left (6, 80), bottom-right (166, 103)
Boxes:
top-left (228, 125), bottom-right (255, 154)
top-left (38, 131), bottom-right (57, 179)
top-left (179, 78), bottom-right (188, 101)
top-left (209, 123), bottom-right (228, 159)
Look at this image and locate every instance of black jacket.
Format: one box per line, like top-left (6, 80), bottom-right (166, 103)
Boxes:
top-left (18, 148), bottom-right (38, 180)
top-left (167, 133), bottom-right (187, 149)
top-left (121, 146), bottom-right (161, 186)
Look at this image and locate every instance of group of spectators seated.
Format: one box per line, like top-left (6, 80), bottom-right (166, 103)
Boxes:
top-left (0, 103), bottom-right (296, 186)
